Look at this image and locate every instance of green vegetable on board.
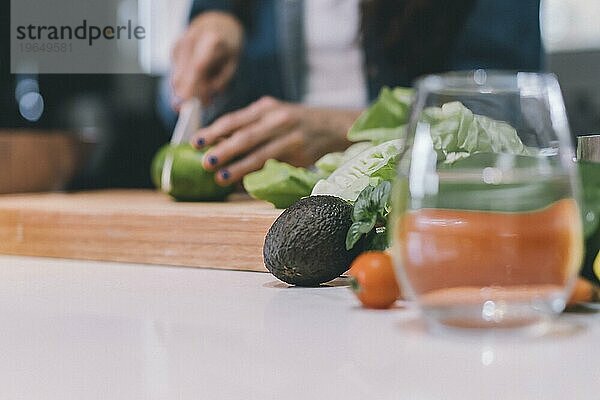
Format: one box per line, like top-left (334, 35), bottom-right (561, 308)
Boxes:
top-left (151, 143), bottom-right (234, 201)
top-left (243, 159), bottom-right (321, 209)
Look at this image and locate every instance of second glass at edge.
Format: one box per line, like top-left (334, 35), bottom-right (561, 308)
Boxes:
top-left (391, 70), bottom-right (583, 332)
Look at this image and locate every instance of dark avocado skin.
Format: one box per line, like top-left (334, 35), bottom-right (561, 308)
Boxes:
top-left (263, 195), bottom-right (363, 286)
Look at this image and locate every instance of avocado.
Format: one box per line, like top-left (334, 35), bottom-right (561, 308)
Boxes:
top-left (151, 143), bottom-right (234, 201)
top-left (263, 195), bottom-right (363, 286)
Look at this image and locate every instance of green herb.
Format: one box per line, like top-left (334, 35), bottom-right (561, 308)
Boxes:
top-left (346, 181), bottom-right (392, 250)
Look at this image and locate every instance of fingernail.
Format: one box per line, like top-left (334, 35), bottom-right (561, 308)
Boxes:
top-left (196, 137), bottom-right (205, 147)
top-left (208, 155), bottom-right (218, 166)
top-left (220, 169), bottom-right (230, 180)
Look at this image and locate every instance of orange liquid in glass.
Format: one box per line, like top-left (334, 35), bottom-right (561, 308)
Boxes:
top-left (396, 199), bottom-right (583, 309)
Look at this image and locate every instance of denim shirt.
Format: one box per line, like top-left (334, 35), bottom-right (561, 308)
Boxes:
top-left (183, 0), bottom-right (541, 125)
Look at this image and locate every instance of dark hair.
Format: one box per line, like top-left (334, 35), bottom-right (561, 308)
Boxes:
top-left (232, 0), bottom-right (476, 76)
top-left (361, 0), bottom-right (476, 77)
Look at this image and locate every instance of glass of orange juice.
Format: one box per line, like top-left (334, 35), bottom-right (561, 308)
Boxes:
top-left (392, 71), bottom-right (583, 333)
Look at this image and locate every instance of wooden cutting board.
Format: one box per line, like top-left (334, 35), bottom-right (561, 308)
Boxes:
top-left (0, 190), bottom-right (281, 272)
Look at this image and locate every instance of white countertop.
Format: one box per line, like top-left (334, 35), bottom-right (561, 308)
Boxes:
top-left (0, 255), bottom-right (598, 400)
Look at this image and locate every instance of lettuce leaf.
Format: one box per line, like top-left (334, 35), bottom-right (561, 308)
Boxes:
top-left (347, 87), bottom-right (413, 144)
top-left (242, 87), bottom-right (412, 208)
top-left (314, 142), bottom-right (373, 175)
top-left (243, 160), bottom-right (321, 209)
top-left (311, 139), bottom-right (405, 202)
top-left (421, 101), bottom-right (530, 164)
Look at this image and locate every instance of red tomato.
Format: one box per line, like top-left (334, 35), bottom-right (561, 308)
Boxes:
top-left (348, 251), bottom-right (401, 309)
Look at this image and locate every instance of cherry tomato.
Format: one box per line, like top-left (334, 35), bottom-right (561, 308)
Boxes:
top-left (348, 251), bottom-right (401, 309)
top-left (567, 277), bottom-right (600, 306)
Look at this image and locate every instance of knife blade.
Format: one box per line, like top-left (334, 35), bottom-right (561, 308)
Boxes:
top-left (161, 98), bottom-right (202, 193)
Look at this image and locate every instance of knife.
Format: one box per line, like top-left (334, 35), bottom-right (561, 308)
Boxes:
top-left (161, 98), bottom-right (202, 193)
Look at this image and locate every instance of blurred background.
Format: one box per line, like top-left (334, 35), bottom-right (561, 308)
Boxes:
top-left (0, 0), bottom-right (599, 192)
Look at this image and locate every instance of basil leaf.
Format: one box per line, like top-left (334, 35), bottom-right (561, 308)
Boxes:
top-left (346, 222), bottom-right (365, 250)
top-left (353, 185), bottom-right (375, 221)
top-left (347, 181), bottom-right (394, 251)
top-left (371, 180), bottom-right (391, 215)
top-left (358, 218), bottom-right (376, 234)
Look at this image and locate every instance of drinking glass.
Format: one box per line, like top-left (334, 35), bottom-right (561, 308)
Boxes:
top-left (391, 71), bottom-right (583, 332)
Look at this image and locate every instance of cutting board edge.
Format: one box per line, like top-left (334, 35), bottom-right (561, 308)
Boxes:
top-left (0, 190), bottom-right (277, 272)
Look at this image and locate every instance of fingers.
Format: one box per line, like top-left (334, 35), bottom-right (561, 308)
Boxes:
top-left (195, 37), bottom-right (235, 104)
top-left (192, 96), bottom-right (279, 149)
top-left (170, 11), bottom-right (243, 108)
top-left (171, 32), bottom-right (236, 106)
top-left (201, 107), bottom-right (296, 170)
top-left (174, 33), bottom-right (221, 103)
top-left (170, 35), bottom-right (195, 107)
top-left (215, 130), bottom-right (305, 186)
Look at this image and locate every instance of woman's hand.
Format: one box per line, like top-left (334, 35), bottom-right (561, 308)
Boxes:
top-left (171, 11), bottom-right (243, 106)
top-left (191, 96), bottom-right (361, 185)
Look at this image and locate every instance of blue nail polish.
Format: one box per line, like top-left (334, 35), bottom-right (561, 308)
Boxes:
top-left (208, 155), bottom-right (218, 166)
top-left (220, 169), bottom-right (230, 180)
top-left (196, 137), bottom-right (205, 147)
